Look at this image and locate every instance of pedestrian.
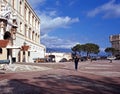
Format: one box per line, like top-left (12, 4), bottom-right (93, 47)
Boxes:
top-left (74, 55), bottom-right (79, 70)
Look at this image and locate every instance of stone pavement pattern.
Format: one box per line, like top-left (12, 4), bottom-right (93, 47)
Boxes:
top-left (0, 60), bottom-right (120, 94)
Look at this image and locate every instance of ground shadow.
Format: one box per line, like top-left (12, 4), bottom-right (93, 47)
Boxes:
top-left (0, 79), bottom-right (42, 94)
top-left (33, 74), bottom-right (120, 94)
top-left (0, 74), bottom-right (120, 94)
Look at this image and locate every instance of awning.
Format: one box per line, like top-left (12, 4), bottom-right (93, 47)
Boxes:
top-left (6, 45), bottom-right (21, 49)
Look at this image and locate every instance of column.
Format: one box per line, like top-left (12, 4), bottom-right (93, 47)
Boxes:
top-left (20, 51), bottom-right (23, 62)
top-left (25, 51), bottom-right (28, 62)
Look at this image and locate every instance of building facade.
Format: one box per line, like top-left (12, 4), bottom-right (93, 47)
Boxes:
top-left (110, 34), bottom-right (120, 52)
top-left (0, 0), bottom-right (46, 63)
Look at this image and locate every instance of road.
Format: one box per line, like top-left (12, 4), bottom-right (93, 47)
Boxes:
top-left (0, 60), bottom-right (120, 94)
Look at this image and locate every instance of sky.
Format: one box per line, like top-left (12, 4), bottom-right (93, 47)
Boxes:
top-left (28, 0), bottom-right (120, 52)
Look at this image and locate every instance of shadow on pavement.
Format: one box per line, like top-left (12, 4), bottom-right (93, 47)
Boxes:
top-left (0, 74), bottom-right (120, 94)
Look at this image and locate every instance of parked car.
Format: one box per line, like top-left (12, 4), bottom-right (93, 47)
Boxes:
top-left (80, 56), bottom-right (87, 61)
top-left (33, 58), bottom-right (45, 63)
top-left (59, 58), bottom-right (67, 62)
top-left (115, 54), bottom-right (120, 60)
top-left (91, 56), bottom-right (97, 61)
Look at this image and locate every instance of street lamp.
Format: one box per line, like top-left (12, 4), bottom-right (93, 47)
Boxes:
top-left (21, 42), bottom-right (29, 51)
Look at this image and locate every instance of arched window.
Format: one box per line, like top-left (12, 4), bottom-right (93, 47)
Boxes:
top-left (24, 24), bottom-right (27, 37)
top-left (32, 31), bottom-right (34, 40)
top-left (28, 28), bottom-right (31, 39)
top-left (0, 48), bottom-right (2, 54)
top-left (20, 22), bottom-right (22, 32)
top-left (35, 33), bottom-right (37, 41)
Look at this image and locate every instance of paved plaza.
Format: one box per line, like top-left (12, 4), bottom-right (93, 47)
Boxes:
top-left (0, 60), bottom-right (120, 94)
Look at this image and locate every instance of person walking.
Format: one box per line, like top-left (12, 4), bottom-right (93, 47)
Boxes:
top-left (74, 55), bottom-right (79, 70)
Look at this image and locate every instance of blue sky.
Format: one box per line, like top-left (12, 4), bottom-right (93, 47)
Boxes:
top-left (28, 0), bottom-right (120, 51)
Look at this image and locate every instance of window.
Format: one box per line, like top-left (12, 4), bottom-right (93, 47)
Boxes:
top-left (28, 11), bottom-right (30, 24)
top-left (32, 16), bottom-right (34, 26)
top-left (32, 31), bottom-right (34, 40)
top-left (24, 6), bottom-right (27, 20)
top-left (20, 22), bottom-right (22, 32)
top-left (19, 1), bottom-right (22, 15)
top-left (24, 24), bottom-right (27, 37)
top-left (35, 33), bottom-right (37, 41)
top-left (28, 28), bottom-right (31, 39)
top-left (12, 0), bottom-right (15, 9)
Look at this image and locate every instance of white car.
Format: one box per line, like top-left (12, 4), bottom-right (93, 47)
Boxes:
top-left (107, 56), bottom-right (116, 60)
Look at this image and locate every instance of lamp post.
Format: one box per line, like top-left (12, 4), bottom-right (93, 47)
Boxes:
top-left (21, 42), bottom-right (29, 62)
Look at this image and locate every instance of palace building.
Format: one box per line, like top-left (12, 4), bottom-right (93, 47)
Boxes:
top-left (0, 0), bottom-right (46, 63)
top-left (110, 34), bottom-right (120, 52)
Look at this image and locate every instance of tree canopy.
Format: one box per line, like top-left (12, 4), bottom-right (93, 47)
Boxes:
top-left (104, 47), bottom-right (116, 56)
top-left (71, 43), bottom-right (100, 57)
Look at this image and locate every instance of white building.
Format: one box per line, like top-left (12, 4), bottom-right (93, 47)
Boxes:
top-left (0, 0), bottom-right (46, 63)
top-left (46, 52), bottom-right (72, 62)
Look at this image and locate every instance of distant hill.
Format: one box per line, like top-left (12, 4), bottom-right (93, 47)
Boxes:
top-left (46, 48), bottom-right (71, 53)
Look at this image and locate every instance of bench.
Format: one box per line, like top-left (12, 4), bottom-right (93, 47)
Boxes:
top-left (0, 60), bottom-right (10, 64)
top-left (0, 60), bottom-right (10, 70)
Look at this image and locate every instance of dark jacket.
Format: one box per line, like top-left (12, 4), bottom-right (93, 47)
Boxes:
top-left (74, 57), bottom-right (79, 63)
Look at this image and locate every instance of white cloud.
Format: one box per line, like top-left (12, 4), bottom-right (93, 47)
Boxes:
top-left (41, 34), bottom-right (78, 48)
top-left (39, 14), bottom-right (79, 48)
top-left (40, 14), bottom-right (79, 34)
top-left (87, 0), bottom-right (120, 18)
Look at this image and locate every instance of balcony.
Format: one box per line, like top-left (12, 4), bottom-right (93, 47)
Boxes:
top-left (0, 40), bottom-right (9, 48)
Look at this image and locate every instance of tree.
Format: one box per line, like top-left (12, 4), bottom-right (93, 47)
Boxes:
top-left (71, 44), bottom-right (81, 59)
top-left (71, 43), bottom-right (100, 57)
top-left (82, 43), bottom-right (100, 57)
top-left (105, 47), bottom-right (116, 56)
top-left (71, 44), bottom-right (81, 54)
